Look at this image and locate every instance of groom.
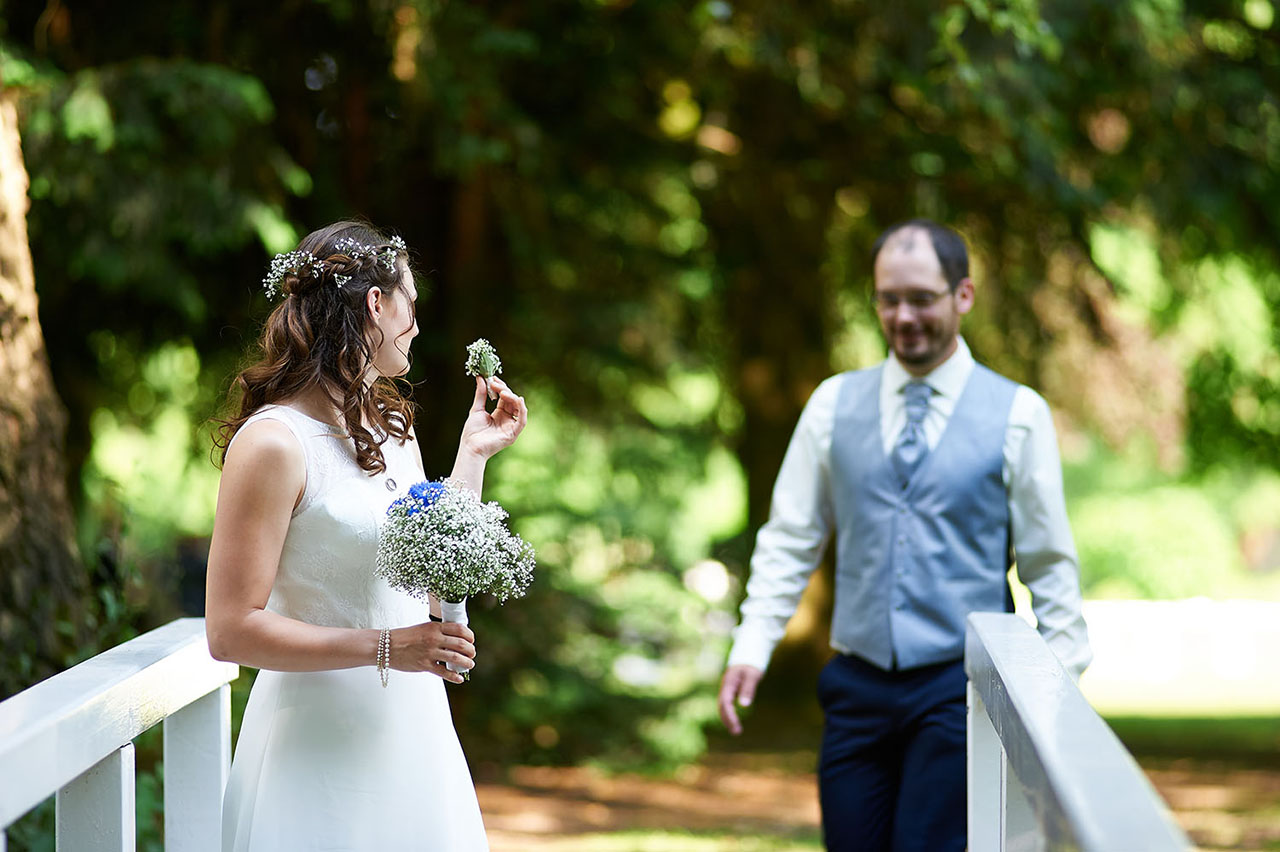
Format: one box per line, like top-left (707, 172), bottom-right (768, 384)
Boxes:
top-left (718, 219), bottom-right (1091, 851)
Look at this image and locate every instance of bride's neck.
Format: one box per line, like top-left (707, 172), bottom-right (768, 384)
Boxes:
top-left (284, 388), bottom-right (351, 431)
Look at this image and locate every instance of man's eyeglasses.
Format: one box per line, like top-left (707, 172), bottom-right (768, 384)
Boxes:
top-left (871, 290), bottom-right (950, 311)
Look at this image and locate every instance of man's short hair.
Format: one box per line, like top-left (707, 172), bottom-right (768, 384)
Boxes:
top-left (871, 219), bottom-right (970, 291)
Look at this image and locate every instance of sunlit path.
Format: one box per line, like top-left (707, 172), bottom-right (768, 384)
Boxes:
top-left (475, 755), bottom-right (1280, 851)
top-left (478, 755), bottom-right (821, 850)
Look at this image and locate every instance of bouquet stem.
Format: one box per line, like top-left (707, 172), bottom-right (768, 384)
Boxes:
top-left (440, 598), bottom-right (470, 681)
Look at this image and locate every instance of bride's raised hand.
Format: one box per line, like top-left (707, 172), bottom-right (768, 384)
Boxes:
top-left (389, 621), bottom-right (476, 684)
top-left (459, 375), bottom-right (527, 460)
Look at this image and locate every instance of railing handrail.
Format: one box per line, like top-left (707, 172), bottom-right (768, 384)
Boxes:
top-left (1, 613), bottom-right (1193, 848)
top-left (965, 612), bottom-right (1190, 851)
top-left (0, 617), bottom-right (238, 829)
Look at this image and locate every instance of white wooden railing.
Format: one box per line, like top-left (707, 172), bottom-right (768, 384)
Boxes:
top-left (0, 611), bottom-right (1201, 850)
top-left (966, 612), bottom-right (1191, 851)
top-left (0, 618), bottom-right (238, 851)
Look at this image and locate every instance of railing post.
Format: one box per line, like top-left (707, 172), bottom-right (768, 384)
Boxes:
top-left (164, 683), bottom-right (231, 852)
top-left (55, 742), bottom-right (136, 852)
top-left (968, 680), bottom-right (1003, 851)
top-left (966, 613), bottom-right (1192, 850)
top-left (1005, 771), bottom-right (1042, 852)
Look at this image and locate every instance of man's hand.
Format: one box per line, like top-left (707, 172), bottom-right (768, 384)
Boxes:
top-left (718, 664), bottom-right (764, 736)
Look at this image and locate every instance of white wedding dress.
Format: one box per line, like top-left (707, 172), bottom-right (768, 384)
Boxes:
top-left (221, 405), bottom-right (488, 851)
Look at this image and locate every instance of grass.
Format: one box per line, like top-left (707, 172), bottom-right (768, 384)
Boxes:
top-left (1107, 716), bottom-right (1280, 765)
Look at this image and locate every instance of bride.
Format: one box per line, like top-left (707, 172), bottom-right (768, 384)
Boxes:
top-left (206, 220), bottom-right (526, 851)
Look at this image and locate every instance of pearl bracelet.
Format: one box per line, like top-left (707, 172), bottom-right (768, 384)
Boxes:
top-left (376, 628), bottom-right (391, 688)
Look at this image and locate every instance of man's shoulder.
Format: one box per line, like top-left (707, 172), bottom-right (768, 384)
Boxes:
top-left (797, 366), bottom-right (883, 425)
top-left (829, 363), bottom-right (884, 386)
top-left (814, 364), bottom-right (882, 401)
top-left (972, 361), bottom-right (1048, 397)
top-left (970, 360), bottom-right (1020, 389)
top-left (970, 361), bottom-right (1052, 418)
top-left (802, 373), bottom-right (847, 412)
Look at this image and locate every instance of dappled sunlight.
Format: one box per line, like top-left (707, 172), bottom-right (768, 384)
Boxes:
top-left (1146, 762), bottom-right (1280, 851)
top-left (477, 752), bottom-right (1280, 851)
top-left (477, 754), bottom-right (821, 851)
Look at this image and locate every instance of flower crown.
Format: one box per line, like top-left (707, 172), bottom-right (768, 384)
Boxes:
top-left (262, 235), bottom-right (408, 300)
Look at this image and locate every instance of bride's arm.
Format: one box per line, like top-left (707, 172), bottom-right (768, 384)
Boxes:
top-left (206, 419), bottom-right (377, 670)
top-left (448, 375), bottom-right (527, 496)
top-left (405, 376), bottom-right (527, 622)
top-left (204, 419), bottom-right (473, 679)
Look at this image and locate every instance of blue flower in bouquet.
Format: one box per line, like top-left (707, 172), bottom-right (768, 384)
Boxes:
top-left (397, 480), bottom-right (446, 515)
top-left (376, 478), bottom-right (535, 605)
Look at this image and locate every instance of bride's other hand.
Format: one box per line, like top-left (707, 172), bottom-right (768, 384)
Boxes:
top-left (390, 621), bottom-right (476, 684)
top-left (459, 375), bottom-right (527, 460)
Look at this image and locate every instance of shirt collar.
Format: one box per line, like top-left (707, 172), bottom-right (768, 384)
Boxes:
top-left (884, 337), bottom-right (975, 400)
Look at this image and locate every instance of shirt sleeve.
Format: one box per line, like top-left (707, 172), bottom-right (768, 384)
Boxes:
top-left (726, 378), bottom-right (839, 672)
top-left (1006, 387), bottom-right (1093, 679)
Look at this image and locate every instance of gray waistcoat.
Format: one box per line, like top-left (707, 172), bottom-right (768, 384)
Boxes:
top-left (829, 362), bottom-right (1017, 670)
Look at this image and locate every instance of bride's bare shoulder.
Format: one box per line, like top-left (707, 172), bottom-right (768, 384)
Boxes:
top-left (224, 418), bottom-right (306, 486)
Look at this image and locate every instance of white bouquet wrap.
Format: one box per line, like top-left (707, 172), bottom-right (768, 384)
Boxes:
top-left (376, 479), bottom-right (535, 679)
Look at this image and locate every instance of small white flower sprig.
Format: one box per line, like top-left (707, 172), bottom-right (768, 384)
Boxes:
top-left (375, 479), bottom-right (535, 607)
top-left (333, 234), bottom-right (408, 273)
top-left (465, 338), bottom-right (503, 400)
top-left (262, 250), bottom-right (325, 301)
top-left (464, 338), bottom-right (503, 383)
top-left (261, 234), bottom-right (409, 300)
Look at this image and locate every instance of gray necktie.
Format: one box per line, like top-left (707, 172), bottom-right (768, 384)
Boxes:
top-left (891, 381), bottom-right (933, 488)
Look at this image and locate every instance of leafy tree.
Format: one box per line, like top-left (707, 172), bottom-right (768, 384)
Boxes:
top-left (2, 0), bottom-right (1279, 760)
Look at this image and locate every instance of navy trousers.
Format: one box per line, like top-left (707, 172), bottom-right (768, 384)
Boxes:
top-left (817, 653), bottom-right (967, 852)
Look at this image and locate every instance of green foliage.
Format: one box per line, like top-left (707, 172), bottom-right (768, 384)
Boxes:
top-left (1188, 349), bottom-right (1280, 472)
top-left (21, 59), bottom-right (298, 305)
top-left (4, 0), bottom-right (1280, 776)
top-left (1107, 715), bottom-right (1280, 765)
top-left (462, 390), bottom-right (741, 768)
top-left (81, 340), bottom-right (222, 557)
top-left (1089, 223), bottom-right (1280, 473)
top-left (1065, 443), bottom-right (1280, 600)
top-left (1073, 484), bottom-right (1242, 599)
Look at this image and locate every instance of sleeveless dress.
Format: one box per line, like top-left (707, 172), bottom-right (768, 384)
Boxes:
top-left (220, 405), bottom-right (488, 851)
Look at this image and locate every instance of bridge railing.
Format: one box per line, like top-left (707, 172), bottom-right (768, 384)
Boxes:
top-left (1, 610), bottom-right (1197, 850)
top-left (0, 618), bottom-right (238, 852)
top-left (966, 612), bottom-right (1191, 851)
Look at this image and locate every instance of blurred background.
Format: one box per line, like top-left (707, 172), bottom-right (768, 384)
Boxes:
top-left (2, 0), bottom-right (1279, 849)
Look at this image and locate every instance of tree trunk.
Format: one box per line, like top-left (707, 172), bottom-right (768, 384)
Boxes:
top-left (0, 88), bottom-right (86, 698)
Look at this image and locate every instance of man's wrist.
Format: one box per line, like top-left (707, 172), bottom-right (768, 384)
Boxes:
top-left (726, 630), bottom-right (776, 673)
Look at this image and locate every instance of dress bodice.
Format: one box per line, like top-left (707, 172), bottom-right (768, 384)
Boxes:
top-left (231, 404), bottom-right (423, 629)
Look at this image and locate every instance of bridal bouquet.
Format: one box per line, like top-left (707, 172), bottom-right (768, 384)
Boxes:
top-left (376, 479), bottom-right (535, 677)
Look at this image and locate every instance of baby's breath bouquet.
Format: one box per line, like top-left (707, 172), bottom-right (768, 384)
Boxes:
top-left (376, 479), bottom-right (535, 677)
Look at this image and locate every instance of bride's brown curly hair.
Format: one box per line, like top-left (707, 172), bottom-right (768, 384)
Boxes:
top-left (214, 220), bottom-right (417, 474)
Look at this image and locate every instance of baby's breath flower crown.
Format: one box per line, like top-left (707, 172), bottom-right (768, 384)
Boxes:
top-left (262, 235), bottom-right (409, 301)
top-left (262, 251), bottom-right (325, 301)
top-left (464, 338), bottom-right (502, 380)
top-left (376, 479), bottom-right (535, 605)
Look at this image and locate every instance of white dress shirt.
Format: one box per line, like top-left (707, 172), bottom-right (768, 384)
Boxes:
top-left (727, 338), bottom-right (1093, 678)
